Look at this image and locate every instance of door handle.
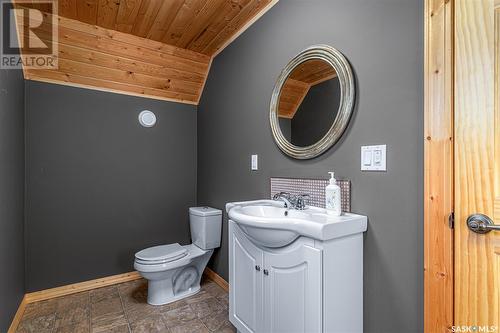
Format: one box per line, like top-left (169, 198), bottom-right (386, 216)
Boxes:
top-left (467, 214), bottom-right (500, 234)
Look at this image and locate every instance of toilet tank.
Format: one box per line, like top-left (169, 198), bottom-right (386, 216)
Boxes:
top-left (189, 207), bottom-right (222, 250)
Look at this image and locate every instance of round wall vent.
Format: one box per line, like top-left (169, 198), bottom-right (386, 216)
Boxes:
top-left (138, 110), bottom-right (156, 127)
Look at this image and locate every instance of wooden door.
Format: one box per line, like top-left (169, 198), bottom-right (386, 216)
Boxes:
top-left (263, 243), bottom-right (322, 333)
top-left (228, 221), bottom-right (264, 333)
top-left (455, 0), bottom-right (500, 328)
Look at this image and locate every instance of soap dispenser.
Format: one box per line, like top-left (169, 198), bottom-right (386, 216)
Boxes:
top-left (325, 172), bottom-right (342, 216)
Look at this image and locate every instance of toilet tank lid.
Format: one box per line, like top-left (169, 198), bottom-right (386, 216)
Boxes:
top-left (189, 206), bottom-right (222, 217)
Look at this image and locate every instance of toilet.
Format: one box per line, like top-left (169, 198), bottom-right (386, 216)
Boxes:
top-left (134, 207), bottom-right (222, 305)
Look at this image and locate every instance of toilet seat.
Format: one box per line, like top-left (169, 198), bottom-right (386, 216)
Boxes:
top-left (135, 243), bottom-right (188, 265)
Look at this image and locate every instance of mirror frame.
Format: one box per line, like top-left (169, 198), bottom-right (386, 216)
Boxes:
top-left (269, 44), bottom-right (355, 159)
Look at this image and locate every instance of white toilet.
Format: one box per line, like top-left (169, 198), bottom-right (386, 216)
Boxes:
top-left (134, 207), bottom-right (222, 305)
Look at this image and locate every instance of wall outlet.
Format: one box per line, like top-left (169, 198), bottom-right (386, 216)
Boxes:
top-left (361, 145), bottom-right (386, 171)
top-left (251, 154), bottom-right (258, 170)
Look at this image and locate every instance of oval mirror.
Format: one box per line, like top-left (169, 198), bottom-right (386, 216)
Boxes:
top-left (270, 45), bottom-right (355, 159)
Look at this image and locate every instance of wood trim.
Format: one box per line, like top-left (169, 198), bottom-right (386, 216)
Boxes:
top-left (24, 271), bottom-right (142, 303)
top-left (7, 296), bottom-right (27, 333)
top-left (17, 267), bottom-right (227, 304)
top-left (25, 75), bottom-right (199, 105)
top-left (203, 267), bottom-right (229, 292)
top-left (424, 0), bottom-right (454, 332)
top-left (196, 57), bottom-right (214, 105)
top-left (211, 0), bottom-right (279, 57)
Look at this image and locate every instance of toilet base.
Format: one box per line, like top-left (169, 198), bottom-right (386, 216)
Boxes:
top-left (135, 245), bottom-right (213, 306)
top-left (148, 281), bottom-right (201, 306)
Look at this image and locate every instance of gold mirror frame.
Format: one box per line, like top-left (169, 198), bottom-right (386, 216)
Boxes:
top-left (270, 45), bottom-right (355, 159)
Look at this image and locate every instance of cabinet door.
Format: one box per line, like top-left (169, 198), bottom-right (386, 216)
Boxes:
top-left (263, 243), bottom-right (322, 333)
top-left (229, 221), bottom-right (264, 333)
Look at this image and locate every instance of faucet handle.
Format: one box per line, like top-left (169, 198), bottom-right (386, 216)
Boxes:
top-left (295, 194), bottom-right (310, 210)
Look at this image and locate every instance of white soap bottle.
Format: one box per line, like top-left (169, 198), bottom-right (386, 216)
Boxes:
top-left (325, 172), bottom-right (342, 216)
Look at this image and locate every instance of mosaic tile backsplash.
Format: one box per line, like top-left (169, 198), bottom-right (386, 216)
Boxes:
top-left (270, 177), bottom-right (351, 212)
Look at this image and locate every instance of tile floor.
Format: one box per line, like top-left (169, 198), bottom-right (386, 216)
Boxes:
top-left (16, 278), bottom-right (235, 333)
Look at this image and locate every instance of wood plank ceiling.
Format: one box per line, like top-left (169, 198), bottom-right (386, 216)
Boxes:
top-left (278, 59), bottom-right (337, 119)
top-left (16, 0), bottom-right (278, 104)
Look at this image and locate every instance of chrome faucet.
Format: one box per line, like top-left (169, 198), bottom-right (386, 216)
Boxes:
top-left (272, 192), bottom-right (310, 210)
top-left (273, 192), bottom-right (294, 208)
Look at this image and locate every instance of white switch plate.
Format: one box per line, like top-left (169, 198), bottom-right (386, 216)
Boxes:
top-left (361, 145), bottom-right (386, 171)
top-left (251, 154), bottom-right (258, 171)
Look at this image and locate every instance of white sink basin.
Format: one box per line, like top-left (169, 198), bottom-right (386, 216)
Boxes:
top-left (226, 200), bottom-right (367, 247)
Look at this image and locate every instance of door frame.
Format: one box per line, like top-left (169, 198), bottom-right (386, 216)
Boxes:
top-left (424, 0), bottom-right (454, 331)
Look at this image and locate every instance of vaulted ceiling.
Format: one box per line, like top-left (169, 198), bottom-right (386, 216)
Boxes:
top-left (16, 0), bottom-right (278, 104)
top-left (54, 0), bottom-right (275, 57)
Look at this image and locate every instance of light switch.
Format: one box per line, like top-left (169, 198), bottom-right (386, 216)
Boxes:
top-left (363, 150), bottom-right (372, 166)
top-left (361, 145), bottom-right (386, 171)
top-left (251, 154), bottom-right (258, 171)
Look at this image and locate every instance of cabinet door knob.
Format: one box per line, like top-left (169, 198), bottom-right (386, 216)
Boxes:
top-left (255, 265), bottom-right (261, 271)
top-left (263, 269), bottom-right (269, 276)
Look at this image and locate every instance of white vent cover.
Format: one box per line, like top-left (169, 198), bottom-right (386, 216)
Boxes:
top-left (138, 110), bottom-right (156, 127)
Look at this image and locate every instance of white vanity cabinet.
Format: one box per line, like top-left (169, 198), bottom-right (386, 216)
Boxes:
top-left (228, 219), bottom-right (364, 333)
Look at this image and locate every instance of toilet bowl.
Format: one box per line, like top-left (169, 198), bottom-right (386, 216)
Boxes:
top-left (134, 207), bottom-right (222, 305)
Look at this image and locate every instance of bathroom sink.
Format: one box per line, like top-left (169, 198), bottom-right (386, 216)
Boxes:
top-left (226, 200), bottom-right (367, 247)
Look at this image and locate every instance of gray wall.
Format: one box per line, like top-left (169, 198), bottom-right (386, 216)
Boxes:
top-left (25, 81), bottom-right (197, 292)
top-left (0, 67), bottom-right (25, 331)
top-left (197, 1), bottom-right (423, 332)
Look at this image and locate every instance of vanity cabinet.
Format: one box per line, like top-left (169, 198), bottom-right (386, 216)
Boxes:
top-left (228, 220), bottom-right (364, 333)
